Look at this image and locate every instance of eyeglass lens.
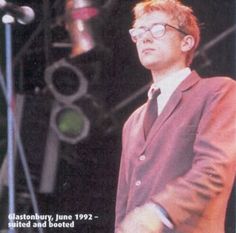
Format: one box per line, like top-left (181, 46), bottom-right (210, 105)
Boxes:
top-left (130, 24), bottom-right (166, 42)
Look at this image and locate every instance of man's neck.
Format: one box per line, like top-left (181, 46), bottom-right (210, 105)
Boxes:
top-left (151, 64), bottom-right (187, 83)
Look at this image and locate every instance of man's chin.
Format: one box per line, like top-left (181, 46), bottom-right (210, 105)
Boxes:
top-left (141, 61), bottom-right (159, 70)
top-left (139, 56), bottom-right (160, 68)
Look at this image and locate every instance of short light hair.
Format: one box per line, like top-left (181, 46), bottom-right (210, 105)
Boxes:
top-left (133, 0), bottom-right (201, 65)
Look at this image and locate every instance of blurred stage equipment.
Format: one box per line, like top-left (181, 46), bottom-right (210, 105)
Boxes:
top-left (44, 56), bottom-right (110, 144)
top-left (50, 101), bottom-right (90, 144)
top-left (39, 0), bottom-right (118, 194)
top-left (45, 58), bottom-right (88, 104)
top-left (65, 0), bottom-right (98, 57)
top-left (64, 0), bottom-right (119, 56)
top-left (44, 0), bottom-right (116, 145)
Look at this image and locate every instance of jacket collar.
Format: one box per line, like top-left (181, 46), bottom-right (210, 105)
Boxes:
top-left (179, 70), bottom-right (201, 92)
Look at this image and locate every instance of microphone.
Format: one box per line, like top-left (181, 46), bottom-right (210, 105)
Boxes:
top-left (0, 0), bottom-right (35, 24)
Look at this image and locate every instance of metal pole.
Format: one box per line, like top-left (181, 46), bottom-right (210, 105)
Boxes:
top-left (4, 14), bottom-right (16, 233)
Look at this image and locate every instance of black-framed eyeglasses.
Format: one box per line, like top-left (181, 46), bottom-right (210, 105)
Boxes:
top-left (129, 23), bottom-right (187, 43)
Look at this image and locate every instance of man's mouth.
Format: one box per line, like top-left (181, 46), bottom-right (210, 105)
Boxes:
top-left (142, 48), bottom-right (155, 54)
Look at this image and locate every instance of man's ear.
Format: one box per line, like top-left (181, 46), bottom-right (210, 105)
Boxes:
top-left (181, 35), bottom-right (195, 52)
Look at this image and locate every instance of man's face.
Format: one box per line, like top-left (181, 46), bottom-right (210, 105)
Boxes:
top-left (134, 11), bottom-right (186, 72)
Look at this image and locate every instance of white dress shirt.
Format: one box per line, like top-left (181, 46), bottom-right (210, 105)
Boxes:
top-left (148, 67), bottom-right (191, 115)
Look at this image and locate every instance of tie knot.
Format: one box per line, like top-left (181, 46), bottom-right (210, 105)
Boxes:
top-left (150, 88), bottom-right (161, 99)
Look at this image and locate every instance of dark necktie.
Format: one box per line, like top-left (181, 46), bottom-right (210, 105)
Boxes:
top-left (144, 88), bottom-right (161, 138)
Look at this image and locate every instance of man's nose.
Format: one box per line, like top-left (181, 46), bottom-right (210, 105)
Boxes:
top-left (140, 30), bottom-right (153, 43)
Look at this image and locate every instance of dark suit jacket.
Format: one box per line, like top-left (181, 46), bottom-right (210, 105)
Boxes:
top-left (115, 71), bottom-right (236, 233)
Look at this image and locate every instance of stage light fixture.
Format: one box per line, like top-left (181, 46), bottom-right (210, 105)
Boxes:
top-left (44, 58), bottom-right (88, 104)
top-left (44, 57), bottom-right (108, 144)
top-left (50, 104), bottom-right (90, 144)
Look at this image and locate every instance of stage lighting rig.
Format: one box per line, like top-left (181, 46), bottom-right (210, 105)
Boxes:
top-left (43, 0), bottom-right (118, 144)
top-left (65, 0), bottom-right (100, 57)
top-left (45, 58), bottom-right (88, 104)
top-left (50, 103), bottom-right (90, 144)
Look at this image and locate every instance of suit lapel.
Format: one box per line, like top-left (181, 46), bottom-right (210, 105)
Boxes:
top-left (142, 71), bottom-right (201, 150)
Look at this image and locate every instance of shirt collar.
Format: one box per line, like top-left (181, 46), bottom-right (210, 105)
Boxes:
top-left (148, 67), bottom-right (191, 99)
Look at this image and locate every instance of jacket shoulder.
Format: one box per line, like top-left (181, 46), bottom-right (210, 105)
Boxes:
top-left (199, 76), bottom-right (236, 90)
top-left (123, 104), bottom-right (146, 131)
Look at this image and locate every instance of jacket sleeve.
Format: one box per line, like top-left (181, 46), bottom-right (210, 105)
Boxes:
top-left (151, 78), bottom-right (236, 231)
top-left (115, 120), bottom-right (129, 230)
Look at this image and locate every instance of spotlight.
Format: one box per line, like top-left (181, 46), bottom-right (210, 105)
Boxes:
top-left (50, 103), bottom-right (90, 144)
top-left (65, 0), bottom-right (99, 57)
top-left (44, 58), bottom-right (110, 144)
top-left (44, 58), bottom-right (88, 104)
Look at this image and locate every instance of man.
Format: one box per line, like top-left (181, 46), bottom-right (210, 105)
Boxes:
top-left (115, 1), bottom-right (236, 233)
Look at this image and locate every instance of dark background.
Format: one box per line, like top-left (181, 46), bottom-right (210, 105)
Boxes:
top-left (0, 0), bottom-right (235, 233)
